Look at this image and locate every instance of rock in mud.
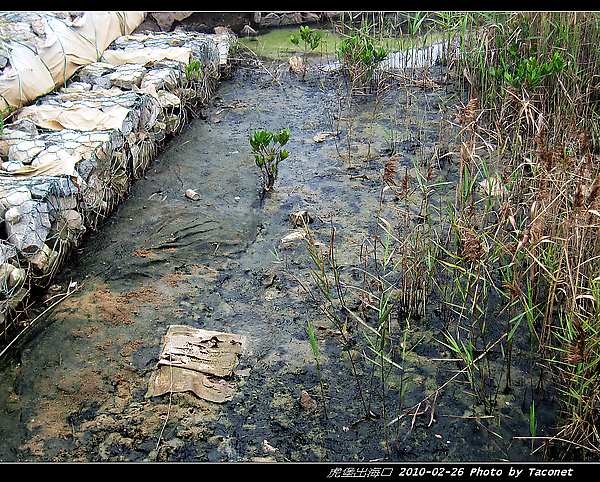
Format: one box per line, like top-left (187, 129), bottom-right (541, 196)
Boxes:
top-left (289, 56), bottom-right (305, 75)
top-left (240, 25), bottom-right (258, 37)
top-left (300, 389), bottom-right (317, 411)
top-left (313, 131), bottom-right (340, 143)
top-left (288, 210), bottom-right (314, 227)
top-left (260, 271), bottom-right (277, 287)
top-left (185, 189), bottom-right (200, 201)
top-left (280, 230), bottom-right (306, 244)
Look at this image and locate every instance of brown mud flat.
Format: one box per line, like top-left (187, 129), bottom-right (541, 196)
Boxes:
top-left (0, 59), bottom-right (559, 462)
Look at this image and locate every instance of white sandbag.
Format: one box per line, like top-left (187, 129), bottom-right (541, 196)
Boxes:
top-left (0, 12), bottom-right (145, 114)
top-left (17, 103), bottom-right (130, 131)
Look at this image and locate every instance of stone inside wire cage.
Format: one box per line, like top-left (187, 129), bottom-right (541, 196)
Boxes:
top-left (0, 13), bottom-right (235, 342)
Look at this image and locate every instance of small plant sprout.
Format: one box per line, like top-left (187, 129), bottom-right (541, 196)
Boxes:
top-left (290, 26), bottom-right (323, 81)
top-left (307, 314), bottom-right (328, 419)
top-left (249, 128), bottom-right (290, 192)
top-left (185, 60), bottom-right (203, 82)
top-left (529, 399), bottom-right (538, 453)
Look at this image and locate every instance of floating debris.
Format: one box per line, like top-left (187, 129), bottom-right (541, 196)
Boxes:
top-left (146, 325), bottom-right (246, 403)
top-left (313, 131), bottom-right (340, 143)
top-left (185, 189), bottom-right (200, 201)
top-left (288, 210), bottom-right (314, 227)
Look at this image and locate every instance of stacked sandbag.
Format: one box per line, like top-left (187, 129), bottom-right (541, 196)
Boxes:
top-left (0, 11), bottom-right (145, 115)
top-left (0, 25), bottom-right (236, 336)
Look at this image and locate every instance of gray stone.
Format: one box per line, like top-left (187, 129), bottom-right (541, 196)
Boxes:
top-left (0, 186), bottom-right (31, 210)
top-left (279, 12), bottom-right (303, 26)
top-left (76, 62), bottom-right (116, 84)
top-left (52, 176), bottom-right (79, 198)
top-left (303, 12), bottom-right (321, 23)
top-left (63, 81), bottom-right (92, 92)
top-left (108, 63), bottom-right (147, 90)
top-left (141, 68), bottom-right (181, 91)
top-left (0, 240), bottom-right (18, 264)
top-left (214, 26), bottom-right (234, 35)
top-left (0, 263), bottom-right (26, 291)
top-left (91, 77), bottom-right (112, 90)
top-left (63, 209), bottom-right (84, 230)
top-left (8, 265), bottom-right (26, 291)
top-left (4, 119), bottom-right (38, 137)
top-left (149, 12), bottom-right (194, 32)
top-left (5, 199), bottom-right (52, 254)
top-left (29, 243), bottom-right (59, 276)
top-left (8, 139), bottom-right (46, 164)
top-left (29, 180), bottom-right (54, 199)
top-left (157, 90), bottom-right (181, 110)
top-left (30, 146), bottom-right (75, 169)
top-left (259, 12), bottom-right (281, 27)
top-left (0, 49), bottom-right (8, 69)
top-left (1, 160), bottom-right (24, 172)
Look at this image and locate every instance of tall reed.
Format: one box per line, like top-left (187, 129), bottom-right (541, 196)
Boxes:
top-left (279, 11), bottom-right (600, 459)
top-left (446, 11), bottom-right (600, 458)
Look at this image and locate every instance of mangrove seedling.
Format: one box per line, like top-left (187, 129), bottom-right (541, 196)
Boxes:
top-left (250, 127), bottom-right (290, 192)
top-left (337, 27), bottom-right (388, 92)
top-left (290, 25), bottom-right (323, 81)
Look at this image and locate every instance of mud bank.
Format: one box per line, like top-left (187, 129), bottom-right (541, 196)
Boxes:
top-left (0, 37), bottom-right (562, 461)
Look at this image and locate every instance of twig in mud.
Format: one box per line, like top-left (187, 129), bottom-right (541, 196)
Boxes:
top-left (514, 426), bottom-right (600, 456)
top-left (514, 435), bottom-right (598, 456)
top-left (387, 333), bottom-right (507, 429)
top-left (0, 281), bottom-right (83, 359)
top-left (173, 163), bottom-right (184, 190)
top-left (409, 399), bottom-right (431, 435)
top-left (475, 417), bottom-right (504, 440)
top-left (385, 70), bottom-right (440, 90)
top-left (236, 44), bottom-right (286, 91)
top-left (155, 353), bottom-right (174, 459)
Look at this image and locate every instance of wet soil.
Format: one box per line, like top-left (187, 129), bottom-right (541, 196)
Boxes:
top-left (0, 58), bottom-right (559, 462)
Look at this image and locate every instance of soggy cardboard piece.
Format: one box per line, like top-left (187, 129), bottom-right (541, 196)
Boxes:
top-left (146, 325), bottom-right (246, 403)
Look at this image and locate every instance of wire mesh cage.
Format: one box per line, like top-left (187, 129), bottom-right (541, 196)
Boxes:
top-left (0, 19), bottom-right (232, 348)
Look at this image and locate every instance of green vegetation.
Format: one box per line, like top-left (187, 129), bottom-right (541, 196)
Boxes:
top-left (249, 127), bottom-right (290, 192)
top-left (270, 12), bottom-right (600, 461)
top-left (290, 25), bottom-right (323, 80)
top-left (184, 60), bottom-right (203, 82)
top-left (337, 26), bottom-right (388, 92)
top-left (307, 314), bottom-right (328, 419)
top-left (0, 105), bottom-right (15, 138)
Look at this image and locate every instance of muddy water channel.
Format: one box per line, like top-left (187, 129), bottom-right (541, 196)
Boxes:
top-left (0, 58), bottom-right (559, 462)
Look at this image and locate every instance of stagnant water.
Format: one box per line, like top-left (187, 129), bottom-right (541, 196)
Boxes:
top-left (0, 58), bottom-right (560, 462)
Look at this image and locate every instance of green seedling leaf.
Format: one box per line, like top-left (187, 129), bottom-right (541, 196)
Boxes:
top-left (308, 317), bottom-right (318, 358)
